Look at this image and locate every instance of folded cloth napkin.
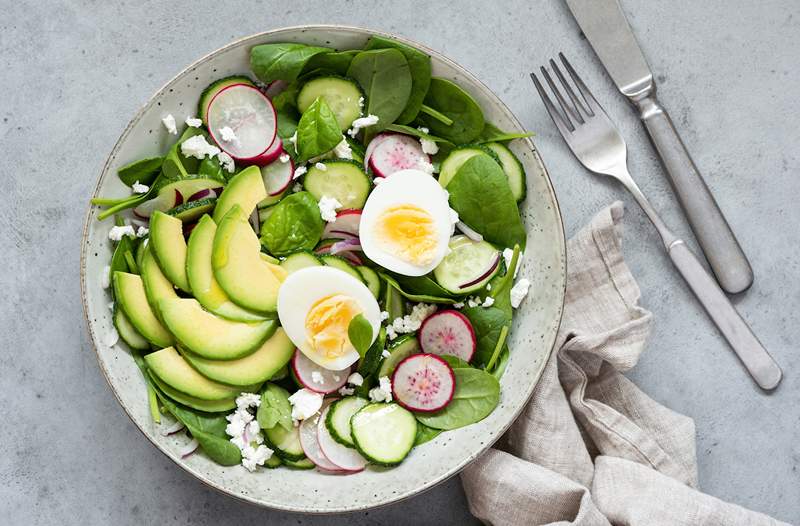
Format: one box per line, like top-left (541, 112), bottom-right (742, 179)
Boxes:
top-left (460, 202), bottom-right (788, 526)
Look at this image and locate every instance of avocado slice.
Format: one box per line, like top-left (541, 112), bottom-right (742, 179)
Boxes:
top-left (212, 166), bottom-right (267, 223)
top-left (158, 297), bottom-right (276, 360)
top-left (144, 346), bottom-right (257, 400)
top-left (212, 205), bottom-right (287, 313)
top-left (182, 327), bottom-right (295, 386)
top-left (140, 244), bottom-right (179, 321)
top-left (113, 306), bottom-right (149, 351)
top-left (150, 211), bottom-right (191, 292)
top-left (148, 372), bottom-right (236, 412)
top-left (186, 215), bottom-right (268, 322)
top-left (113, 272), bottom-right (175, 348)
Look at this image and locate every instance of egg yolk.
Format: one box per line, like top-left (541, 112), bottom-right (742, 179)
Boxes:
top-left (374, 204), bottom-right (437, 265)
top-left (305, 294), bottom-right (363, 359)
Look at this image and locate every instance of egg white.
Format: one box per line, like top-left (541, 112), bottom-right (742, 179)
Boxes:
top-left (360, 169), bottom-right (454, 276)
top-left (277, 266), bottom-right (381, 370)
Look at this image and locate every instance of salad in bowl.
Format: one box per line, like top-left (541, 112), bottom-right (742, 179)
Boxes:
top-left (89, 33), bottom-right (537, 477)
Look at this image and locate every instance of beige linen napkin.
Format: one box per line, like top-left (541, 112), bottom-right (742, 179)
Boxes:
top-left (461, 202), bottom-right (788, 526)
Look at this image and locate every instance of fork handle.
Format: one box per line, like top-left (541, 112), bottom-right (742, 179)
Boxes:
top-left (667, 238), bottom-right (782, 390)
top-left (634, 94), bottom-right (753, 294)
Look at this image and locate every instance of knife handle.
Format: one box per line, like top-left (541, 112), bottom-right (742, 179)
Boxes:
top-left (633, 93), bottom-right (754, 294)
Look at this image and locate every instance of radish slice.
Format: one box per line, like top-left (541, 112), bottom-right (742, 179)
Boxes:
top-left (187, 188), bottom-right (217, 202)
top-left (264, 80), bottom-right (288, 99)
top-left (368, 134), bottom-right (431, 178)
top-left (458, 252), bottom-right (501, 290)
top-left (299, 401), bottom-right (345, 472)
top-left (207, 83), bottom-right (277, 161)
top-left (249, 137), bottom-right (284, 167)
top-left (160, 420), bottom-right (185, 436)
top-left (418, 310), bottom-right (477, 362)
top-left (133, 189), bottom-right (181, 218)
top-left (292, 350), bottom-right (350, 394)
top-left (317, 406), bottom-right (367, 472)
top-left (363, 133), bottom-right (393, 171)
top-left (322, 209), bottom-right (362, 239)
top-left (391, 354), bottom-right (455, 412)
top-left (179, 438), bottom-right (199, 458)
top-left (260, 152), bottom-right (294, 195)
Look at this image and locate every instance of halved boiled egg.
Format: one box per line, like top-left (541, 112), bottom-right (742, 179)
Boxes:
top-left (277, 266), bottom-right (381, 370)
top-left (360, 169), bottom-right (454, 276)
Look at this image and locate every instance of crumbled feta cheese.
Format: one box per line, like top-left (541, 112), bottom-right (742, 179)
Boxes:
top-left (108, 225), bottom-right (135, 241)
top-left (333, 138), bottom-right (353, 159)
top-left (380, 311), bottom-right (389, 321)
top-left (225, 410), bottom-right (250, 438)
top-left (236, 392), bottom-right (261, 410)
top-left (449, 208), bottom-right (460, 224)
top-left (289, 131), bottom-right (298, 147)
top-left (108, 301), bottom-right (115, 312)
top-left (292, 183), bottom-right (303, 193)
top-left (510, 278), bottom-right (531, 308)
top-left (219, 126), bottom-right (239, 144)
top-left (347, 114), bottom-right (379, 138)
top-left (161, 114), bottom-right (177, 135)
top-left (104, 327), bottom-right (119, 347)
top-left (225, 395), bottom-right (274, 471)
top-left (279, 153), bottom-right (290, 164)
top-left (185, 116), bottom-right (203, 128)
top-left (131, 181), bottom-right (149, 194)
top-left (467, 296), bottom-right (480, 308)
top-left (293, 165), bottom-right (307, 180)
top-left (318, 195), bottom-right (342, 223)
top-left (453, 302), bottom-right (465, 309)
top-left (288, 388), bottom-right (324, 421)
top-left (419, 161), bottom-right (435, 174)
top-left (180, 135), bottom-right (221, 159)
top-left (503, 248), bottom-right (524, 278)
top-left (486, 283), bottom-right (492, 291)
top-left (338, 386), bottom-right (355, 396)
top-left (373, 176), bottom-right (385, 185)
top-left (482, 296), bottom-right (495, 308)
top-left (314, 162), bottom-right (327, 171)
top-left (101, 265), bottom-right (111, 289)
top-left (369, 376), bottom-right (393, 402)
top-left (358, 96), bottom-right (365, 109)
top-left (311, 371), bottom-right (324, 384)
top-left (418, 126), bottom-right (430, 134)
top-left (385, 325), bottom-right (397, 340)
top-left (242, 444), bottom-right (273, 472)
top-left (347, 372), bottom-right (364, 386)
top-left (389, 303), bottom-right (437, 336)
top-left (136, 226), bottom-right (149, 238)
top-left (333, 374), bottom-right (341, 382)
top-left (217, 151), bottom-right (235, 173)
top-left (418, 129), bottom-right (439, 155)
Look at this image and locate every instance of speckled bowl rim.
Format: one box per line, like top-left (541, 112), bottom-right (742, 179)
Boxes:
top-left (80, 25), bottom-right (566, 514)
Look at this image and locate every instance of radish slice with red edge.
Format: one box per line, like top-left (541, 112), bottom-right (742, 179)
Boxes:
top-left (249, 137), bottom-right (284, 167)
top-left (260, 152), bottom-right (294, 196)
top-left (291, 350), bottom-right (349, 394)
top-left (368, 134), bottom-right (431, 178)
top-left (418, 310), bottom-right (476, 362)
top-left (299, 401), bottom-right (345, 473)
top-left (207, 83), bottom-right (276, 161)
top-left (179, 438), bottom-right (199, 458)
top-left (391, 353), bottom-right (455, 412)
top-left (264, 80), bottom-right (288, 99)
top-left (133, 189), bottom-right (182, 219)
top-left (317, 405), bottom-right (367, 472)
top-left (322, 209), bottom-right (362, 239)
top-left (362, 133), bottom-right (393, 171)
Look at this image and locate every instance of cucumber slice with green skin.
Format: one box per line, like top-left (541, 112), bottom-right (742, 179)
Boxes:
top-left (199, 75), bottom-right (255, 124)
top-left (378, 335), bottom-right (420, 378)
top-left (113, 272), bottom-right (174, 348)
top-left (303, 160), bottom-right (371, 210)
top-left (350, 403), bottom-right (417, 466)
top-left (283, 457), bottom-right (315, 469)
top-left (147, 372), bottom-right (236, 413)
top-left (326, 397), bottom-right (370, 447)
top-left (258, 205), bottom-right (277, 227)
top-left (280, 251), bottom-right (322, 274)
top-left (485, 142), bottom-right (526, 202)
top-left (320, 255), bottom-right (365, 283)
top-left (297, 76), bottom-right (364, 131)
top-left (113, 306), bottom-right (149, 351)
top-left (149, 211), bottom-right (191, 292)
top-left (140, 244), bottom-right (179, 321)
top-left (264, 422), bottom-right (306, 461)
top-left (433, 235), bottom-right (501, 295)
top-left (318, 405), bottom-right (368, 471)
top-left (437, 147), bottom-right (500, 188)
top-left (356, 266), bottom-right (381, 298)
top-left (346, 137), bottom-right (365, 164)
top-left (167, 197), bottom-right (217, 223)
top-left (135, 177), bottom-right (223, 219)
top-left (264, 454), bottom-right (282, 468)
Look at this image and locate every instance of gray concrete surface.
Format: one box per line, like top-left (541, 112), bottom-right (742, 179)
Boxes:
top-left (2, 0), bottom-right (798, 524)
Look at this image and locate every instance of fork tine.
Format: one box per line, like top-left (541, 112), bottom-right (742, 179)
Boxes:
top-left (529, 72), bottom-right (575, 135)
top-left (559, 53), bottom-right (598, 117)
top-left (549, 58), bottom-right (590, 120)
top-left (540, 66), bottom-right (583, 127)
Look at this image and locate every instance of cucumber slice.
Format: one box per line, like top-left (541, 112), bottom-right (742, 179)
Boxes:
top-left (303, 160), bottom-right (370, 209)
top-left (320, 255), bottom-right (364, 283)
top-left (378, 335), bottom-right (420, 378)
top-left (113, 306), bottom-right (149, 351)
top-left (280, 251), bottom-right (322, 274)
top-left (351, 403), bottom-right (417, 466)
top-left (433, 235), bottom-right (501, 295)
top-left (258, 205), bottom-right (277, 227)
top-left (437, 146), bottom-right (500, 188)
top-left (326, 397), bottom-right (369, 447)
top-left (264, 455), bottom-right (282, 469)
top-left (283, 457), bottom-right (315, 469)
top-left (485, 142), bottom-right (526, 202)
top-left (264, 423), bottom-right (306, 461)
top-left (167, 197), bottom-right (217, 223)
top-left (198, 75), bottom-right (254, 124)
top-left (356, 266), bottom-right (381, 298)
top-left (297, 76), bottom-right (364, 131)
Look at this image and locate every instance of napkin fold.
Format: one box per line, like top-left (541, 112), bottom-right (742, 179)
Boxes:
top-left (460, 202), bottom-right (787, 526)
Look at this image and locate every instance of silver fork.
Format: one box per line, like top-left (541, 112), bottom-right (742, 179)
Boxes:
top-left (531, 54), bottom-right (782, 390)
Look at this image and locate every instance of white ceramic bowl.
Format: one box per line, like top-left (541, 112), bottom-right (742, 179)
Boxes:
top-left (80, 25), bottom-right (566, 513)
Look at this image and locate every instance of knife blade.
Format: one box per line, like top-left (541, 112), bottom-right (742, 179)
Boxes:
top-left (564, 0), bottom-right (754, 294)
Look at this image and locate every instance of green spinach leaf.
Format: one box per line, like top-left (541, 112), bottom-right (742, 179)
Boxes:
top-left (117, 157), bottom-right (163, 187)
top-left (157, 394), bottom-right (229, 438)
top-left (296, 97), bottom-right (342, 162)
top-left (260, 191), bottom-right (324, 256)
top-left (302, 49), bottom-right (359, 76)
top-left (257, 383), bottom-right (293, 432)
top-left (364, 36), bottom-right (431, 124)
top-left (447, 154), bottom-right (526, 250)
top-left (415, 367), bottom-right (500, 430)
top-left (348, 313), bottom-right (373, 357)
top-left (384, 123), bottom-right (453, 145)
top-left (418, 78), bottom-right (485, 144)
top-left (250, 43), bottom-right (332, 83)
top-left (271, 81), bottom-right (300, 111)
top-left (462, 306), bottom-right (509, 367)
top-left (276, 106), bottom-right (299, 143)
top-left (198, 155), bottom-right (226, 183)
top-left (380, 272), bottom-right (456, 304)
top-left (347, 48), bottom-right (412, 138)
top-left (357, 326), bottom-right (387, 378)
top-left (382, 281), bottom-right (406, 320)
top-left (439, 355), bottom-right (471, 369)
top-left (476, 122), bottom-right (534, 144)
top-left (414, 423), bottom-right (442, 446)
top-left (190, 428), bottom-right (242, 466)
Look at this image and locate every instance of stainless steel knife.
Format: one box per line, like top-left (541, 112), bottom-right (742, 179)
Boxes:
top-left (565, 0), bottom-right (754, 294)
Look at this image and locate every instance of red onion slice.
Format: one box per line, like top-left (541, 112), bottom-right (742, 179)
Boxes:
top-left (187, 188), bottom-right (217, 201)
top-left (160, 420), bottom-right (185, 436)
top-left (330, 238), bottom-right (362, 255)
top-left (458, 252), bottom-right (501, 289)
top-left (179, 438), bottom-right (199, 458)
top-left (456, 221), bottom-right (483, 242)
